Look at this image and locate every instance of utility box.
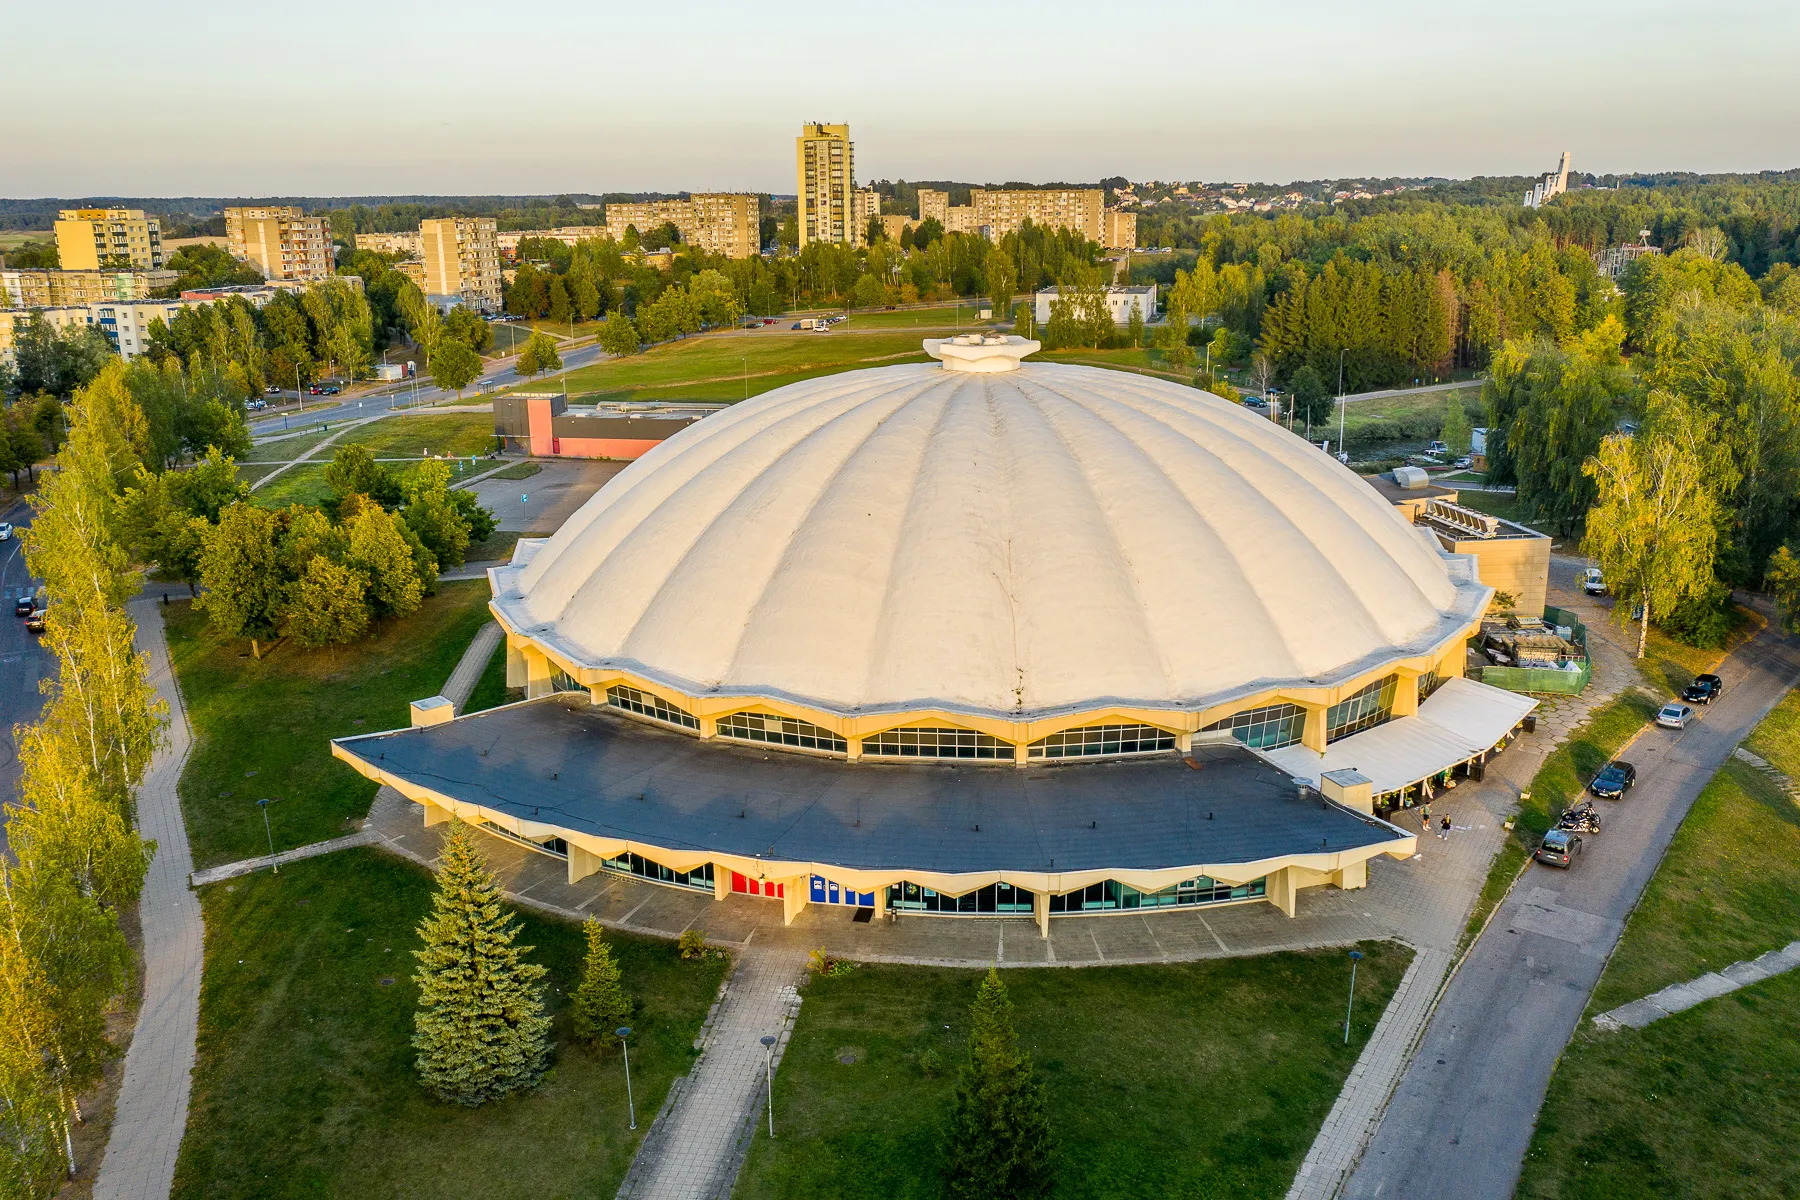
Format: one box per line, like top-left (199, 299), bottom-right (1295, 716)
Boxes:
top-left (410, 696), bottom-right (455, 727)
top-left (1320, 768), bottom-right (1375, 814)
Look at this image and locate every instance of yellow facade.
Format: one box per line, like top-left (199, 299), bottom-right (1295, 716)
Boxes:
top-left (225, 206), bottom-right (333, 283)
top-left (0, 306), bottom-right (92, 361)
top-left (796, 122), bottom-right (856, 247)
top-left (354, 230), bottom-right (422, 256)
top-left (604, 195), bottom-right (758, 258)
top-left (914, 189), bottom-right (1134, 248)
top-left (492, 609), bottom-right (1481, 770)
top-left (54, 208), bottom-right (164, 271)
top-left (0, 269), bottom-right (179, 308)
top-left (419, 217), bottom-right (503, 312)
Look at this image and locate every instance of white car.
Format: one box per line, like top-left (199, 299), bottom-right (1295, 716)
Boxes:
top-left (0, 522), bottom-right (13, 541)
top-left (1582, 567), bottom-right (1606, 596)
top-left (1655, 702), bottom-right (1694, 729)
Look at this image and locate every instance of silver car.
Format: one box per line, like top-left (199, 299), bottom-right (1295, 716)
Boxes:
top-left (0, 522), bottom-right (13, 541)
top-left (1656, 702), bottom-right (1694, 729)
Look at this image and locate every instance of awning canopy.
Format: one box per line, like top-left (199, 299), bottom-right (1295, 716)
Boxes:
top-left (1265, 677), bottom-right (1537, 796)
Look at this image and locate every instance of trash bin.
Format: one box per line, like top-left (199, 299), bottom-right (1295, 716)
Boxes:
top-left (1522, 714), bottom-right (1537, 734)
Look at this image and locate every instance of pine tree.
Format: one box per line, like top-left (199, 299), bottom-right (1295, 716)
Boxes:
top-left (570, 917), bottom-right (631, 1051)
top-left (944, 969), bottom-right (1054, 1200)
top-left (412, 821), bottom-right (552, 1105)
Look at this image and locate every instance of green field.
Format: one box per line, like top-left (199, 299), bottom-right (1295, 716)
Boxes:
top-left (547, 328), bottom-right (939, 404)
top-left (249, 464), bottom-right (334, 509)
top-left (164, 583), bottom-right (494, 867)
top-left (1518, 688), bottom-right (1800, 1199)
top-left (243, 425), bottom-right (339, 463)
top-left (1340, 387), bottom-right (1482, 450)
top-left (173, 849), bottom-right (728, 1200)
top-left (735, 943), bottom-right (1411, 1200)
top-left (829, 304), bottom-right (997, 330)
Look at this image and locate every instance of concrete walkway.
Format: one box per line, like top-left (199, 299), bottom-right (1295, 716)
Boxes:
top-left (94, 600), bottom-right (201, 1200)
top-left (440, 621), bottom-right (504, 712)
top-left (249, 414), bottom-right (382, 492)
top-left (187, 830), bottom-right (379, 888)
top-left (1594, 940), bottom-right (1800, 1031)
top-left (616, 946), bottom-right (808, 1200)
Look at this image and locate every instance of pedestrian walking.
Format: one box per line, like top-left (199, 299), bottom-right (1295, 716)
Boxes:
top-left (1419, 808), bottom-right (1431, 836)
top-left (1440, 816), bottom-right (1452, 841)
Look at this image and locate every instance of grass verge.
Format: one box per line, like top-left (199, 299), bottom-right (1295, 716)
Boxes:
top-left (1458, 691), bottom-right (1659, 952)
top-left (734, 942), bottom-right (1411, 1200)
top-left (488, 460), bottom-right (542, 481)
top-left (1516, 690), bottom-right (1800, 1199)
top-left (1637, 603), bottom-right (1764, 698)
top-left (173, 849), bottom-right (727, 1200)
top-left (165, 583), bottom-right (494, 867)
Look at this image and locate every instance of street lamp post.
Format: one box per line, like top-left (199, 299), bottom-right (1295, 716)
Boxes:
top-left (1343, 949), bottom-right (1364, 1045)
top-left (742, 357), bottom-right (749, 401)
top-left (256, 799), bottom-right (277, 872)
top-left (618, 1027), bottom-right (636, 1129)
top-left (1336, 348), bottom-right (1347, 461)
top-left (760, 1034), bottom-right (777, 1137)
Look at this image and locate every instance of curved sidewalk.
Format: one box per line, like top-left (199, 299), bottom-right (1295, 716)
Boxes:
top-left (94, 600), bottom-right (201, 1200)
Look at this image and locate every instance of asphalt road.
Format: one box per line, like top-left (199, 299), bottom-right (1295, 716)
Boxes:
top-left (1344, 620), bottom-right (1800, 1199)
top-left (0, 497), bottom-right (56, 830)
top-left (248, 340), bottom-right (610, 438)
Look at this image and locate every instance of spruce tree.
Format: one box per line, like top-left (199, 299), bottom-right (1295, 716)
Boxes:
top-left (570, 916), bottom-right (631, 1051)
top-left (944, 968), bottom-right (1053, 1200)
top-left (412, 821), bottom-right (552, 1105)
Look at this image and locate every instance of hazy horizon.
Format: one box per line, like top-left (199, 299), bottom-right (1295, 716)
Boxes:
top-left (4, 0), bottom-right (1795, 198)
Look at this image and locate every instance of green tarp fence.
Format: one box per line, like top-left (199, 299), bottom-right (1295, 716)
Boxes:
top-left (1473, 604), bottom-right (1593, 695)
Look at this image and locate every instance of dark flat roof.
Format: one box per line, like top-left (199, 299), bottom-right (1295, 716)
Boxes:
top-left (336, 698), bottom-right (1406, 876)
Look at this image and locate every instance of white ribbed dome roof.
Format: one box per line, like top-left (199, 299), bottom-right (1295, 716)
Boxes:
top-left (490, 355), bottom-right (1488, 720)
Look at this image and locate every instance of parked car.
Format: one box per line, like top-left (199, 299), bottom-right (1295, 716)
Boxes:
top-left (1656, 702), bottom-right (1695, 729)
top-left (790, 322), bottom-right (802, 330)
top-left (1535, 828), bottom-right (1584, 867)
top-left (1588, 760), bottom-right (1637, 799)
top-left (1556, 800), bottom-right (1602, 835)
top-left (16, 587), bottom-right (44, 617)
top-left (321, 385), bottom-right (341, 395)
top-left (0, 522), bottom-right (12, 541)
top-left (308, 384), bottom-right (323, 394)
top-left (1454, 456), bottom-right (1473, 469)
top-left (1243, 396), bottom-right (1268, 410)
top-left (24, 603), bottom-right (48, 634)
top-left (1582, 567), bottom-right (1606, 595)
top-left (264, 384), bottom-right (281, 394)
top-left (1682, 673), bottom-right (1723, 705)
top-left (1427, 440), bottom-right (1449, 455)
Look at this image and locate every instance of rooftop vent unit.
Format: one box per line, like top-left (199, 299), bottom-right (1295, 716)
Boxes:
top-left (1392, 465), bottom-right (1430, 490)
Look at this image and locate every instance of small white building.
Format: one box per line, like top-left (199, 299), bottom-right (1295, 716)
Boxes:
top-left (1033, 285), bottom-right (1158, 327)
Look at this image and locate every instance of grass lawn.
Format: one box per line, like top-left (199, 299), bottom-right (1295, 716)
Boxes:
top-left (249, 464), bottom-right (333, 509)
top-left (339, 413), bottom-right (497, 460)
top-left (1452, 489), bottom-right (1533, 527)
top-left (1636, 604), bottom-right (1763, 699)
top-left (832, 304), bottom-right (995, 330)
top-left (164, 583), bottom-right (495, 867)
top-left (244, 425), bottom-right (338, 462)
top-left (1460, 691), bottom-right (1660, 950)
top-left (173, 849), bottom-right (728, 1200)
top-left (734, 942), bottom-right (1412, 1200)
top-left (547, 328), bottom-right (936, 404)
top-left (488, 460), bottom-right (542, 481)
top-left (464, 637), bottom-right (518, 714)
top-left (1038, 345), bottom-right (1195, 384)
top-left (1517, 690), bottom-right (1800, 1199)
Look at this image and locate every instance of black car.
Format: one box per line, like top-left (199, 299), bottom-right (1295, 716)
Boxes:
top-left (1589, 760), bottom-right (1637, 799)
top-left (1535, 828), bottom-right (1584, 868)
top-left (1683, 673), bottom-right (1723, 705)
top-left (15, 587), bottom-right (43, 617)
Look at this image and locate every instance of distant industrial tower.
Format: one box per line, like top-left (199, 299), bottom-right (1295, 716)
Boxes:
top-left (796, 122), bottom-right (856, 248)
top-left (1523, 152), bottom-right (1572, 209)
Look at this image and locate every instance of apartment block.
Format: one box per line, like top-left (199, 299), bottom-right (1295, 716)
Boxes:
top-left (1104, 208), bottom-right (1138, 251)
top-left (914, 188), bottom-right (1136, 248)
top-left (915, 190), bottom-right (981, 235)
top-left (796, 122), bottom-right (857, 247)
top-left (420, 217), bottom-right (503, 312)
top-left (0, 269), bottom-right (179, 309)
top-left (91, 298), bottom-right (190, 361)
top-left (494, 226), bottom-right (608, 262)
top-left (354, 230), bottom-right (423, 257)
top-left (225, 206), bottom-right (334, 282)
top-left (605, 195), bottom-right (759, 258)
top-left (852, 188), bottom-right (880, 240)
top-left (54, 208), bottom-right (165, 271)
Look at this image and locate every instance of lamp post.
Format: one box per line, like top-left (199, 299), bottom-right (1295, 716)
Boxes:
top-left (617, 1027), bottom-right (636, 1129)
top-left (1343, 949), bottom-right (1363, 1045)
top-left (256, 799), bottom-right (277, 872)
top-left (742, 357), bottom-right (749, 401)
top-left (1336, 348), bottom-right (1347, 461)
top-left (760, 1034), bottom-right (777, 1137)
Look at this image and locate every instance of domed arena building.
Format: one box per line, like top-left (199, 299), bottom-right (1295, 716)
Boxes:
top-left (335, 336), bottom-right (1535, 934)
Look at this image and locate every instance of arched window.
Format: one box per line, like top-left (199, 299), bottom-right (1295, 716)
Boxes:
top-left (1201, 703), bottom-right (1306, 750)
top-left (1028, 723), bottom-right (1175, 759)
top-left (717, 711), bottom-right (847, 753)
top-left (606, 685), bottom-right (699, 730)
top-left (863, 726), bottom-right (1008, 760)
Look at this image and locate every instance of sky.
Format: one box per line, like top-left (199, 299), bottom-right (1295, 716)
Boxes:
top-left (3, 0), bottom-right (1797, 198)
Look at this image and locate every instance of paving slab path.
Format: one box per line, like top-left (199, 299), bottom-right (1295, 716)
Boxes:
top-left (615, 946), bottom-right (808, 1200)
top-left (93, 600), bottom-right (201, 1200)
top-left (440, 621), bottom-right (504, 712)
top-left (1593, 940), bottom-right (1800, 1031)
